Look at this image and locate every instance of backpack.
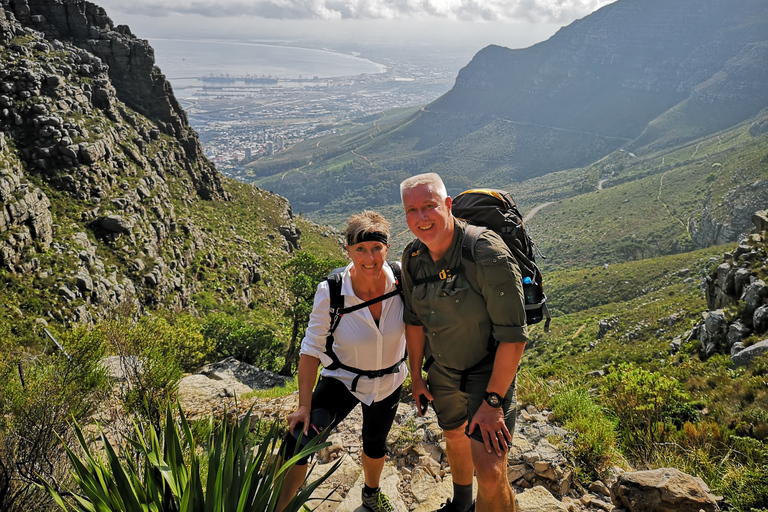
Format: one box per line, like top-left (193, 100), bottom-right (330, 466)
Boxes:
top-left (452, 188), bottom-right (551, 331)
top-left (324, 261), bottom-right (406, 391)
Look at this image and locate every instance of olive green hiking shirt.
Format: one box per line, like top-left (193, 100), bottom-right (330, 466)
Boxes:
top-left (401, 219), bottom-right (528, 371)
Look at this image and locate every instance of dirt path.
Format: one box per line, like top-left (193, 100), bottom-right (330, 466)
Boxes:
top-left (523, 201), bottom-right (555, 223)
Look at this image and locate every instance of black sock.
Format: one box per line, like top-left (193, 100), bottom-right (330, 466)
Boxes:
top-left (363, 484), bottom-right (380, 496)
top-left (453, 482), bottom-right (473, 511)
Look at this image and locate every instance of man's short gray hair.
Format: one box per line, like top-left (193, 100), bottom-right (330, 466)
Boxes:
top-left (399, 173), bottom-right (448, 202)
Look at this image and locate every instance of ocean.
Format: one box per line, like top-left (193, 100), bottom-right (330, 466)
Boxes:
top-left (148, 38), bottom-right (387, 97)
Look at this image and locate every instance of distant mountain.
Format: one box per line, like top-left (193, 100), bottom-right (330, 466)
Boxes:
top-left (413, 0), bottom-right (768, 178)
top-left (250, 0), bottom-right (768, 212)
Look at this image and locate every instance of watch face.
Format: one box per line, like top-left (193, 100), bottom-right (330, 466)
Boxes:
top-left (485, 392), bottom-right (502, 407)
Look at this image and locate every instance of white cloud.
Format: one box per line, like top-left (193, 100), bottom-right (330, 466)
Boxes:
top-left (100, 0), bottom-right (615, 23)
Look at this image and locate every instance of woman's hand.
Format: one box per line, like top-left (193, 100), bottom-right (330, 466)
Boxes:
top-left (287, 404), bottom-right (311, 436)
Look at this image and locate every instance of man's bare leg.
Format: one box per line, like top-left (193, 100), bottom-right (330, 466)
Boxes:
top-left (470, 440), bottom-right (515, 512)
top-left (441, 424), bottom-right (475, 511)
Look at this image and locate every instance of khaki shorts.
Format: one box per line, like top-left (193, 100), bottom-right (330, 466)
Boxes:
top-left (427, 359), bottom-right (517, 442)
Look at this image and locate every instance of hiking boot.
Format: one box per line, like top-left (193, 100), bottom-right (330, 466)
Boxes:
top-left (361, 488), bottom-right (394, 512)
top-left (433, 498), bottom-right (475, 512)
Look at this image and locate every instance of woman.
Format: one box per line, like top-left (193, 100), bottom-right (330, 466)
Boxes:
top-left (276, 211), bottom-right (407, 512)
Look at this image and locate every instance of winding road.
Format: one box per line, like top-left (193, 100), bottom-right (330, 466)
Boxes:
top-left (523, 202), bottom-right (555, 223)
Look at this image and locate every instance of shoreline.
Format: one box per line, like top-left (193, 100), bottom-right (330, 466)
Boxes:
top-left (148, 37), bottom-right (388, 80)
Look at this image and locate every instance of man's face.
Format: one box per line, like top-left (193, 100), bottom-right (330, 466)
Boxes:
top-left (402, 184), bottom-right (453, 248)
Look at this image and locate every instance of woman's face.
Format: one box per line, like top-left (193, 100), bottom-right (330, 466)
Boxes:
top-left (347, 240), bottom-right (389, 278)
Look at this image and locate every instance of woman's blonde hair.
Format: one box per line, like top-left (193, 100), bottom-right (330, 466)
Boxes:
top-left (344, 210), bottom-right (391, 246)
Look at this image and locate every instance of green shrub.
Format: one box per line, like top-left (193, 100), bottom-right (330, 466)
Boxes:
top-left (516, 368), bottom-right (558, 411)
top-left (601, 364), bottom-right (694, 461)
top-left (720, 463), bottom-right (768, 512)
top-left (98, 310), bottom-right (186, 430)
top-left (0, 326), bottom-right (109, 512)
top-left (550, 388), bottom-right (619, 481)
top-left (202, 315), bottom-right (284, 372)
top-left (41, 403), bottom-right (341, 512)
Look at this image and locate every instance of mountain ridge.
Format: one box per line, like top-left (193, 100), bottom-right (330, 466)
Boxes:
top-left (249, 0), bottom-right (768, 218)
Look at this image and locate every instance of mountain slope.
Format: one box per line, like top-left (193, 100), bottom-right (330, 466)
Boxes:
top-left (248, 0), bottom-right (768, 217)
top-left (0, 0), bottom-right (341, 346)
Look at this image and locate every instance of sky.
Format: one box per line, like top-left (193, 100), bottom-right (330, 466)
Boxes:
top-left (94, 0), bottom-right (617, 51)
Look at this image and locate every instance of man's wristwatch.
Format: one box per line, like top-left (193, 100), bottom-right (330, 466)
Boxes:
top-left (483, 391), bottom-right (503, 408)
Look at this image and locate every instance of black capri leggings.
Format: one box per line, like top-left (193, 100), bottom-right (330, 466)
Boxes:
top-left (282, 377), bottom-right (402, 464)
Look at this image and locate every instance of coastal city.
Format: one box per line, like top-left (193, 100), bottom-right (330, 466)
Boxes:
top-left (166, 47), bottom-right (472, 180)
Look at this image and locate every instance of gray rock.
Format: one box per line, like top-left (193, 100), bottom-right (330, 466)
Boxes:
top-left (198, 357), bottom-right (290, 390)
top-left (98, 214), bottom-right (133, 234)
top-left (726, 320), bottom-right (750, 348)
top-left (58, 285), bottom-right (77, 302)
top-left (611, 467), bottom-right (718, 512)
top-left (734, 267), bottom-right (753, 297)
top-left (754, 305), bottom-right (768, 333)
top-left (731, 340), bottom-right (768, 368)
top-left (743, 279), bottom-right (768, 317)
top-left (516, 486), bottom-right (568, 512)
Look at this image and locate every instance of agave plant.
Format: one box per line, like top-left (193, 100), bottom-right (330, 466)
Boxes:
top-left (40, 403), bottom-right (341, 512)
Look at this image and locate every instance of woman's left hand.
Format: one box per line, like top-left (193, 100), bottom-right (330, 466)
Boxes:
top-left (287, 405), bottom-right (311, 436)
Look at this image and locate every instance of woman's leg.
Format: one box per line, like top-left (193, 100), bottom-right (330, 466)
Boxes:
top-left (275, 463), bottom-right (308, 512)
top-left (360, 385), bottom-right (403, 487)
top-left (276, 378), bottom-right (359, 511)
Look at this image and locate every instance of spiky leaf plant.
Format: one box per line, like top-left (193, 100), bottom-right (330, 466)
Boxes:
top-left (41, 403), bottom-right (340, 511)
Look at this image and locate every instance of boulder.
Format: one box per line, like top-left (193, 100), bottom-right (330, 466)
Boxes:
top-left (726, 320), bottom-right (751, 348)
top-left (731, 340), bottom-right (768, 368)
top-left (97, 214), bottom-right (133, 234)
top-left (177, 374), bottom-right (253, 413)
top-left (753, 305), bottom-right (768, 333)
top-left (611, 467), bottom-right (719, 512)
top-left (743, 280), bottom-right (768, 317)
top-left (198, 357), bottom-right (290, 390)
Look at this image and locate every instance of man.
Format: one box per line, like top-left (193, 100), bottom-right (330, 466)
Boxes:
top-left (399, 173), bottom-right (527, 512)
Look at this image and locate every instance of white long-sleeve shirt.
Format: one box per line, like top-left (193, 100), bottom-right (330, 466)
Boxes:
top-left (300, 262), bottom-right (408, 405)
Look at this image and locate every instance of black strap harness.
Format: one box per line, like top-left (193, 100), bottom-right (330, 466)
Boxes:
top-left (325, 262), bottom-right (407, 392)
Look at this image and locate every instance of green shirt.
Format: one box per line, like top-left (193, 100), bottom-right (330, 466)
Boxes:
top-left (401, 219), bottom-right (528, 371)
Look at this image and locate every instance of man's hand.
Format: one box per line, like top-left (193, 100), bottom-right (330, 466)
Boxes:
top-left (287, 404), bottom-right (311, 436)
top-left (468, 402), bottom-right (510, 456)
top-left (411, 376), bottom-right (433, 417)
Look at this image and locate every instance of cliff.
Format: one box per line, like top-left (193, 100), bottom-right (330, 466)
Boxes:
top-left (686, 211), bottom-right (768, 363)
top-left (0, 0), bottom-right (326, 334)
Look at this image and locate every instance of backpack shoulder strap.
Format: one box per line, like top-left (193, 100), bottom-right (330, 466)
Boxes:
top-left (388, 261), bottom-right (403, 295)
top-left (326, 272), bottom-right (345, 335)
top-left (461, 224), bottom-right (485, 263)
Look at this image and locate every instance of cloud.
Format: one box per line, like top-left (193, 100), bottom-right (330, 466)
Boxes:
top-left (103, 0), bottom-right (616, 23)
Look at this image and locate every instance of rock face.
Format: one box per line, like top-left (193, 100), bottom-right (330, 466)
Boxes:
top-left (9, 0), bottom-right (227, 201)
top-left (689, 180), bottom-right (768, 248)
top-left (424, 0), bottom-right (768, 178)
top-left (0, 0), bottom-right (304, 325)
top-left (611, 467), bottom-right (719, 512)
top-left (690, 210), bottom-right (768, 363)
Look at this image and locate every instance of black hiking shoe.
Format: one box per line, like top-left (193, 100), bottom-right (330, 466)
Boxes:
top-left (433, 498), bottom-right (475, 512)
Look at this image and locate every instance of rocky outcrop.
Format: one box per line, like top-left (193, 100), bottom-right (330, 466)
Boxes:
top-left (689, 182), bottom-right (768, 248)
top-left (688, 210), bottom-right (768, 363)
top-left (177, 360), bottom-right (722, 512)
top-left (0, 0), bottom-right (303, 325)
top-left (7, 0), bottom-right (227, 201)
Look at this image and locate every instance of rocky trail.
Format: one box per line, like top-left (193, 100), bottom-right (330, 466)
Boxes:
top-left (137, 357), bottom-right (726, 512)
